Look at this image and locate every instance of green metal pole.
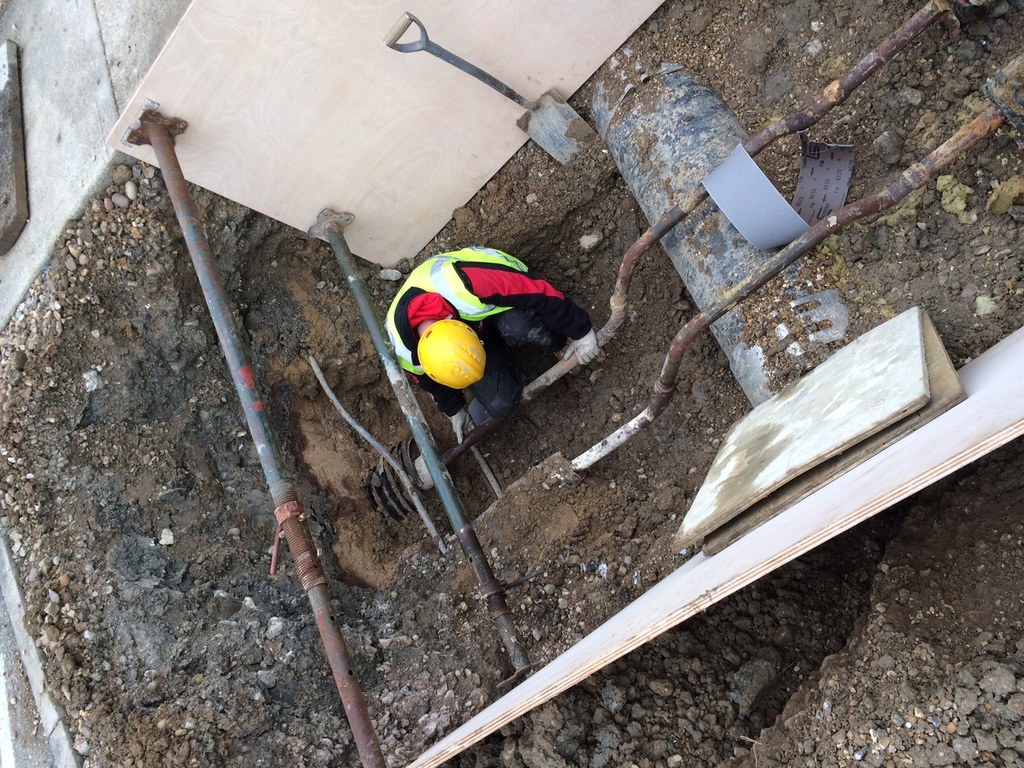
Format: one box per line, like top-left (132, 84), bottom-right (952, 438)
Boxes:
top-left (311, 210), bottom-right (531, 676)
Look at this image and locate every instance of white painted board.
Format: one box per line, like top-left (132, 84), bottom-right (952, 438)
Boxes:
top-left (105, 0), bottom-right (664, 266)
top-left (680, 307), bottom-right (929, 544)
top-left (407, 323), bottom-right (1024, 767)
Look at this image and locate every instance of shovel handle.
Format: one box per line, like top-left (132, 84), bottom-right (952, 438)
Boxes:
top-left (384, 12), bottom-right (427, 52)
top-left (383, 11), bottom-right (535, 110)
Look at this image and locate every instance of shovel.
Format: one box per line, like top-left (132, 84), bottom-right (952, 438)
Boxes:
top-left (384, 11), bottom-right (597, 165)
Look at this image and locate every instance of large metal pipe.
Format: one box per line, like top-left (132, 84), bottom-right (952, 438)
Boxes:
top-left (310, 211), bottom-right (531, 677)
top-left (128, 113), bottom-right (386, 768)
top-left (594, 69), bottom-right (784, 404)
top-left (590, 3), bottom-right (945, 405)
top-left (572, 104), bottom-right (1008, 471)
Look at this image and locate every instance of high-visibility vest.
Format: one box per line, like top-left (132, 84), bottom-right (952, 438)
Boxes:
top-left (385, 248), bottom-right (529, 375)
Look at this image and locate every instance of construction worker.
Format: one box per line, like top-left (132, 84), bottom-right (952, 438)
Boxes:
top-left (385, 247), bottom-right (599, 440)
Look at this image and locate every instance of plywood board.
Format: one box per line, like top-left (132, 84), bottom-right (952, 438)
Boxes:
top-left (703, 311), bottom-right (964, 556)
top-left (407, 323), bottom-right (1024, 768)
top-left (678, 307), bottom-right (930, 547)
top-left (104, 0), bottom-right (664, 266)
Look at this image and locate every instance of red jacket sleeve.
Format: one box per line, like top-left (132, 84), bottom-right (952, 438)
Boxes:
top-left (391, 290), bottom-right (466, 415)
top-left (456, 263), bottom-right (593, 339)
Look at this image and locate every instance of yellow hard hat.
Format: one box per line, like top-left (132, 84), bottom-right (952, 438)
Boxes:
top-left (418, 319), bottom-right (486, 388)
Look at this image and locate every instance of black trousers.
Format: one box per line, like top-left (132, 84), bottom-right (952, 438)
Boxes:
top-left (467, 308), bottom-right (566, 420)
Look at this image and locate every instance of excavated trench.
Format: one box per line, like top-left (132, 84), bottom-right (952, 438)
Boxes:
top-left (1, 2), bottom-right (1022, 765)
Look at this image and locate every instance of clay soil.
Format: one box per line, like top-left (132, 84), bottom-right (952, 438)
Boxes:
top-left (1, 1), bottom-right (1023, 766)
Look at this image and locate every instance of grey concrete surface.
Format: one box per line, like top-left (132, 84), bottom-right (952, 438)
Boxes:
top-left (0, 534), bottom-right (76, 768)
top-left (0, 0), bottom-right (189, 329)
top-left (0, 648), bottom-right (52, 768)
top-left (93, 0), bottom-right (191, 111)
top-left (0, 0), bottom-right (117, 328)
top-left (0, 0), bottom-right (188, 764)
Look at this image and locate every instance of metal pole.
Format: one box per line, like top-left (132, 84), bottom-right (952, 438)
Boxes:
top-left (310, 210), bottom-right (531, 676)
top-left (128, 112), bottom-right (386, 768)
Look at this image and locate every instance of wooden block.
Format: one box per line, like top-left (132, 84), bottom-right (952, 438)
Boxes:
top-left (406, 323), bottom-right (1024, 768)
top-left (0, 40), bottom-right (28, 254)
top-left (676, 307), bottom-right (930, 551)
top-left (104, 0), bottom-right (664, 266)
top-left (703, 311), bottom-right (964, 556)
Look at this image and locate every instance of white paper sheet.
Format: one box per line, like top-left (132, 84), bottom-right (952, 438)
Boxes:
top-left (701, 139), bottom-right (854, 249)
top-left (702, 144), bottom-right (812, 249)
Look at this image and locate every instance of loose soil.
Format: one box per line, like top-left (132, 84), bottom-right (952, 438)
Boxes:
top-left (1, 1), bottom-right (1023, 766)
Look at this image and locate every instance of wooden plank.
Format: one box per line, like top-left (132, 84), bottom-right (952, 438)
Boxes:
top-left (677, 307), bottom-right (930, 549)
top-left (104, 0), bottom-right (663, 266)
top-left (702, 311), bottom-right (965, 555)
top-left (407, 324), bottom-right (1024, 768)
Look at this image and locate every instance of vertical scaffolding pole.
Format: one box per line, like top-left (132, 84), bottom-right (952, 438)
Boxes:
top-left (128, 112), bottom-right (385, 768)
top-left (310, 210), bottom-right (531, 678)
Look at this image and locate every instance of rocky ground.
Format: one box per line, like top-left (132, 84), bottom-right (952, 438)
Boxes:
top-left (0, 0), bottom-right (1022, 766)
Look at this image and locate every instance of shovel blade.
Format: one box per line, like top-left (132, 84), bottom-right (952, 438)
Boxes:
top-left (516, 90), bottom-right (597, 164)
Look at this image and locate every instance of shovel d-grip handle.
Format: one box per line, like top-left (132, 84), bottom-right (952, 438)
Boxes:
top-left (384, 10), bottom-right (535, 110)
top-left (383, 11), bottom-right (420, 50)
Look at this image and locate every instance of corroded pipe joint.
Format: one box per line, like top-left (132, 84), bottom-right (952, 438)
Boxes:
top-left (456, 526), bottom-right (511, 620)
top-left (274, 499), bottom-right (303, 523)
top-left (126, 108), bottom-right (188, 147)
top-left (601, 295), bottom-right (628, 341)
top-left (484, 591), bottom-right (511, 617)
top-left (269, 480), bottom-right (298, 508)
top-left (275, 500), bottom-right (328, 592)
top-left (652, 380), bottom-right (675, 396)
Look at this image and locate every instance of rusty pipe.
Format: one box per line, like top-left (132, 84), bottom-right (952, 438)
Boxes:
top-left (129, 112), bottom-right (386, 768)
top-left (586, 0), bottom-right (945, 384)
top-left (439, 3), bottom-right (948, 464)
top-left (571, 104), bottom-right (1007, 471)
top-left (745, 2), bottom-right (945, 155)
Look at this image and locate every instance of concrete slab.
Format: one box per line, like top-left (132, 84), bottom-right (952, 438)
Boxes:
top-left (1, 645), bottom-right (52, 768)
top-left (0, 0), bottom-right (119, 327)
top-left (0, 39), bottom-right (28, 254)
top-left (0, 0), bottom-right (189, 329)
top-left (679, 307), bottom-right (930, 546)
top-left (0, 646), bottom-right (53, 768)
top-left (93, 0), bottom-right (192, 111)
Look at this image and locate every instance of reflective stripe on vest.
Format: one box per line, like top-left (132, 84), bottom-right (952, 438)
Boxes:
top-left (386, 248), bottom-right (529, 374)
top-left (385, 300), bottom-right (423, 375)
